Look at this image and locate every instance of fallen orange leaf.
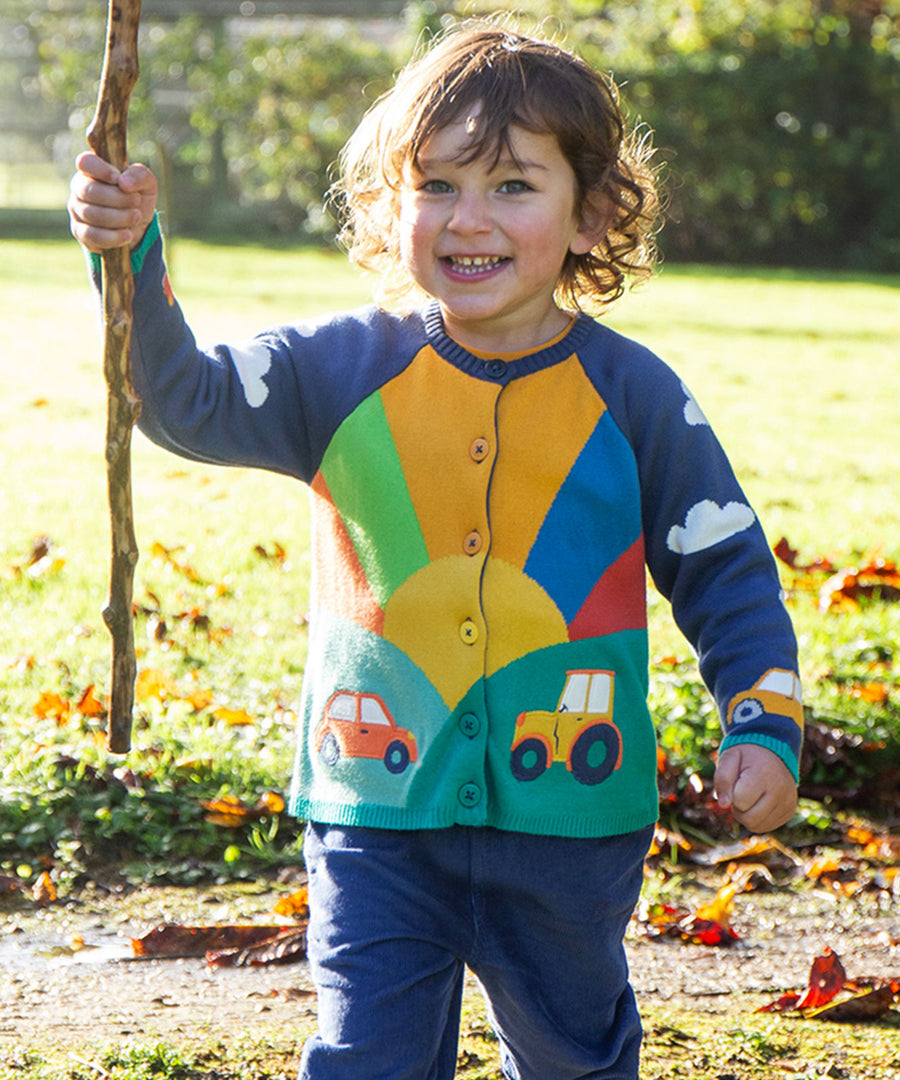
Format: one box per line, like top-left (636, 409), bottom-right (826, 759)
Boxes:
top-left (32, 871), bottom-right (57, 907)
top-left (150, 541), bottom-right (201, 581)
top-left (819, 565), bottom-right (900, 612)
top-left (841, 681), bottom-right (891, 704)
top-left (135, 668), bottom-right (178, 703)
top-left (207, 926), bottom-right (307, 968)
top-left (185, 688), bottom-right (215, 711)
top-left (132, 924), bottom-right (282, 958)
top-left (212, 706), bottom-right (256, 727)
top-left (636, 898), bottom-right (740, 947)
top-left (774, 538), bottom-right (835, 574)
top-left (131, 922), bottom-right (308, 967)
top-left (861, 835), bottom-right (900, 862)
top-left (806, 981), bottom-right (900, 1022)
top-left (759, 949), bottom-right (900, 1021)
top-left (257, 791), bottom-right (285, 814)
top-left (693, 882), bottom-right (739, 927)
top-left (34, 691), bottom-right (69, 724)
top-left (805, 855), bottom-right (842, 880)
top-left (272, 886), bottom-right (310, 920)
top-left (200, 791), bottom-right (284, 827)
top-left (689, 835), bottom-right (799, 870)
top-left (202, 795), bottom-right (253, 827)
top-left (796, 947), bottom-right (847, 1009)
top-left (76, 684), bottom-right (106, 718)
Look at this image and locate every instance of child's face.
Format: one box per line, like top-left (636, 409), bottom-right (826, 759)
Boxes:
top-left (398, 109), bottom-right (596, 353)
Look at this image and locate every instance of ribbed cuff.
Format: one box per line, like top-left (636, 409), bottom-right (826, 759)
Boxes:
top-left (719, 730), bottom-right (800, 782)
top-left (85, 212), bottom-right (160, 277)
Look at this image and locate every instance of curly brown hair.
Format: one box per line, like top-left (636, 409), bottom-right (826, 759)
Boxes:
top-left (333, 21), bottom-right (661, 314)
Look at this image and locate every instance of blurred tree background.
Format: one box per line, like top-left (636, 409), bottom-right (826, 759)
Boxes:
top-left (1, 0), bottom-right (898, 269)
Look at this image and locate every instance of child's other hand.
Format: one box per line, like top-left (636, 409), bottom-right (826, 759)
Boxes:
top-left (714, 743), bottom-right (798, 833)
top-left (68, 151), bottom-right (158, 253)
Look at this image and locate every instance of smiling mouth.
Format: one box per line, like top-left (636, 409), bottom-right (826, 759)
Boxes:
top-left (443, 255), bottom-right (510, 277)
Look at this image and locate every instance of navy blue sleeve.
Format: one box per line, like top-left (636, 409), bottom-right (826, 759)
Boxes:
top-left (582, 322), bottom-right (803, 779)
top-left (87, 220), bottom-right (425, 483)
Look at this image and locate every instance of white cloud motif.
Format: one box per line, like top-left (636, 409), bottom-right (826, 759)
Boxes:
top-left (681, 382), bottom-right (709, 426)
top-left (229, 339), bottom-right (272, 408)
top-left (667, 499), bottom-right (756, 555)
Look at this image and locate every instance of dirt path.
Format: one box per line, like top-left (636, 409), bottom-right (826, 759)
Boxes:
top-left (2, 878), bottom-right (899, 1055)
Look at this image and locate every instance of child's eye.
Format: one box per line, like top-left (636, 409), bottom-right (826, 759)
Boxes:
top-left (498, 179), bottom-right (533, 194)
top-left (420, 179), bottom-right (454, 195)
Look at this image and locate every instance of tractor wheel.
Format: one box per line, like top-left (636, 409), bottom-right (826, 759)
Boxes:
top-left (510, 737), bottom-right (548, 781)
top-left (569, 724), bottom-right (620, 786)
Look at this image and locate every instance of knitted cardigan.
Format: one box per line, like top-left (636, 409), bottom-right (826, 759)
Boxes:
top-left (91, 219), bottom-right (803, 838)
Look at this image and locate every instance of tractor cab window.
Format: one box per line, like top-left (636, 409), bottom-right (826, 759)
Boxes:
top-left (558, 672), bottom-right (589, 712)
top-left (586, 674), bottom-right (612, 714)
top-left (557, 671), bottom-right (613, 715)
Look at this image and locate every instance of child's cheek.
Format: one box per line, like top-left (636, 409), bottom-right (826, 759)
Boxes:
top-left (397, 216), bottom-right (426, 281)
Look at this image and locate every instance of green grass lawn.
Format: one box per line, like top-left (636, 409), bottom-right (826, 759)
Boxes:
top-left (1, 237), bottom-right (898, 882)
top-left (608, 264), bottom-right (900, 553)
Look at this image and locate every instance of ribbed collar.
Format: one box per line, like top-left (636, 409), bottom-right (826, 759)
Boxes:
top-left (422, 301), bottom-right (594, 383)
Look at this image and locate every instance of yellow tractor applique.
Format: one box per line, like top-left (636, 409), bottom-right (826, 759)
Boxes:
top-left (510, 669), bottom-right (622, 786)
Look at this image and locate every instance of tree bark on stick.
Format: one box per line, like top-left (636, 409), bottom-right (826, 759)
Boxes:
top-left (86, 0), bottom-right (143, 754)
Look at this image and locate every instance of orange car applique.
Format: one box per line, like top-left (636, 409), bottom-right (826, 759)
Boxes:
top-left (510, 669), bottom-right (622, 786)
top-left (315, 691), bottom-right (418, 774)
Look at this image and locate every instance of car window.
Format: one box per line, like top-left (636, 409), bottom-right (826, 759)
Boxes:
top-left (328, 694), bottom-right (356, 721)
top-left (360, 696), bottom-right (391, 726)
top-left (757, 670), bottom-right (802, 700)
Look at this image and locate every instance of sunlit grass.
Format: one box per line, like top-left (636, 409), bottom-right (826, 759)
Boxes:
top-left (608, 263), bottom-right (900, 555)
top-left (0, 162), bottom-right (69, 209)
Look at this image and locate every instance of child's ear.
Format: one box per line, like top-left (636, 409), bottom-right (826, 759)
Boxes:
top-left (570, 191), bottom-right (614, 256)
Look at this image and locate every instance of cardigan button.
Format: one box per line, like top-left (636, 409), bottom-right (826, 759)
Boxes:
top-left (484, 359), bottom-right (507, 379)
top-left (458, 782), bottom-right (482, 807)
top-left (459, 619), bottom-right (479, 644)
top-left (463, 530), bottom-right (483, 555)
top-left (469, 437), bottom-right (489, 463)
top-left (458, 712), bottom-right (481, 738)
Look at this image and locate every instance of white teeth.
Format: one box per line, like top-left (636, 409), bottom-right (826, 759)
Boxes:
top-left (449, 256), bottom-right (505, 274)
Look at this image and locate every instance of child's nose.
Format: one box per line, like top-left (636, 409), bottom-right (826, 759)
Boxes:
top-left (447, 191), bottom-right (491, 234)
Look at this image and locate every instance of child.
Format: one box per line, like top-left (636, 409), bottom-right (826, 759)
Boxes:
top-left (69, 22), bottom-right (803, 1080)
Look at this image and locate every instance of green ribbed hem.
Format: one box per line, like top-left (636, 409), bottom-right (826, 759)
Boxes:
top-left (85, 212), bottom-right (160, 277)
top-left (289, 798), bottom-right (459, 831)
top-left (289, 796), bottom-right (659, 839)
top-left (719, 731), bottom-right (800, 782)
top-left (484, 807), bottom-right (657, 838)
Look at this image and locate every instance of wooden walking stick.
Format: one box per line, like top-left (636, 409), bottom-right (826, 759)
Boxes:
top-left (86, 0), bottom-right (143, 753)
